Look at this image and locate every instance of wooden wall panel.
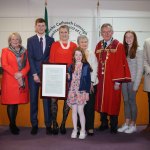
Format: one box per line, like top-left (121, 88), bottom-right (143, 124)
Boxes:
top-left (0, 78), bottom-right (148, 128)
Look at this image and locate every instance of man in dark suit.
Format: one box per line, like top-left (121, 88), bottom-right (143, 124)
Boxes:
top-left (27, 18), bottom-right (54, 135)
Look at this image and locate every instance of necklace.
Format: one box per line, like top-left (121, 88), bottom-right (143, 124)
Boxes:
top-left (59, 40), bottom-right (70, 49)
top-left (100, 51), bottom-right (109, 74)
top-left (100, 43), bottom-right (110, 75)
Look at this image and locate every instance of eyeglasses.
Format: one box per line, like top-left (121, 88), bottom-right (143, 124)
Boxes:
top-left (101, 31), bottom-right (112, 35)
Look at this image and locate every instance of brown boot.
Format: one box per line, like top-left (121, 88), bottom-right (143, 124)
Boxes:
top-left (141, 124), bottom-right (150, 133)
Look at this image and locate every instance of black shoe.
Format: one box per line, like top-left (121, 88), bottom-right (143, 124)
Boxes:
top-left (60, 124), bottom-right (66, 134)
top-left (110, 128), bottom-right (117, 134)
top-left (53, 122), bottom-right (59, 135)
top-left (31, 126), bottom-right (38, 135)
top-left (10, 124), bottom-right (20, 132)
top-left (87, 132), bottom-right (94, 136)
top-left (99, 125), bottom-right (109, 131)
top-left (15, 125), bottom-right (20, 132)
top-left (87, 129), bottom-right (94, 136)
top-left (46, 127), bottom-right (52, 135)
top-left (9, 124), bottom-right (19, 135)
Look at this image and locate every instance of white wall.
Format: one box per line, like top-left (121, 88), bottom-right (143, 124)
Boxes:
top-left (0, 0), bottom-right (150, 53)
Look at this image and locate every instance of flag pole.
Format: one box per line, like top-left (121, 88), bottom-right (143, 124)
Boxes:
top-left (96, 0), bottom-right (100, 42)
top-left (45, 0), bottom-right (49, 35)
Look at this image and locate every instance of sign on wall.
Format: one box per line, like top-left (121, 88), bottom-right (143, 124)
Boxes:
top-left (48, 17), bottom-right (100, 51)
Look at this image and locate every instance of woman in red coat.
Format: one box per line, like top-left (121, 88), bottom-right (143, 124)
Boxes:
top-left (1, 32), bottom-right (30, 135)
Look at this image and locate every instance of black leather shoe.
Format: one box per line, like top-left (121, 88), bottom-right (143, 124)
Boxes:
top-left (9, 124), bottom-right (19, 135)
top-left (110, 128), bottom-right (117, 134)
top-left (15, 125), bottom-right (20, 132)
top-left (53, 122), bottom-right (59, 135)
top-left (60, 124), bottom-right (66, 134)
top-left (31, 126), bottom-right (38, 135)
top-left (46, 127), bottom-right (52, 135)
top-left (99, 125), bottom-right (109, 131)
top-left (10, 124), bottom-right (20, 132)
top-left (87, 129), bottom-right (94, 136)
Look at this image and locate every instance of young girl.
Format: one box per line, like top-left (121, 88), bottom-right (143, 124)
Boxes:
top-left (67, 47), bottom-right (91, 139)
top-left (118, 30), bottom-right (143, 134)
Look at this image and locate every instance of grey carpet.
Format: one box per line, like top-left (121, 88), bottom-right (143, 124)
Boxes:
top-left (0, 126), bottom-right (150, 150)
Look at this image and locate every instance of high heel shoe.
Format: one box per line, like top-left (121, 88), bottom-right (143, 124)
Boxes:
top-left (60, 123), bottom-right (66, 134)
top-left (53, 122), bottom-right (59, 135)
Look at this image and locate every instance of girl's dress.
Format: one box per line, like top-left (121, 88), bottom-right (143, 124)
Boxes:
top-left (67, 63), bottom-right (89, 107)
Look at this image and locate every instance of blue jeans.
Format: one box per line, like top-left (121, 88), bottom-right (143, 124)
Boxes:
top-left (122, 82), bottom-right (137, 121)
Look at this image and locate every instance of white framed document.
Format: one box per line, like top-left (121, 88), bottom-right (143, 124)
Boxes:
top-left (41, 63), bottom-right (67, 98)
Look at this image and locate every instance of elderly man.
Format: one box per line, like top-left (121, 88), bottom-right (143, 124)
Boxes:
top-left (95, 23), bottom-right (131, 134)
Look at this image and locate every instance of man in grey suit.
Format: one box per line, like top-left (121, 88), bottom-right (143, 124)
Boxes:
top-left (143, 38), bottom-right (150, 133)
top-left (27, 18), bottom-right (54, 135)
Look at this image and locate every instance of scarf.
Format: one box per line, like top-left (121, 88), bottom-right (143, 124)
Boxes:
top-left (9, 45), bottom-right (27, 89)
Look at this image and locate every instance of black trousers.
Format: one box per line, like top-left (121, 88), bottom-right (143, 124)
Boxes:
top-left (84, 86), bottom-right (96, 130)
top-left (100, 112), bottom-right (118, 130)
top-left (29, 76), bottom-right (51, 128)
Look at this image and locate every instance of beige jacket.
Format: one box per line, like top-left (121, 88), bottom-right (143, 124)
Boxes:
top-left (87, 50), bottom-right (99, 86)
top-left (144, 38), bottom-right (150, 92)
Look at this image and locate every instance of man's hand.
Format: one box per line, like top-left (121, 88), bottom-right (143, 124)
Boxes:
top-left (114, 82), bottom-right (120, 90)
top-left (33, 74), bottom-right (40, 83)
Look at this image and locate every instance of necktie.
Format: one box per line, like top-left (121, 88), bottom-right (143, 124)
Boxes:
top-left (104, 42), bottom-right (107, 49)
top-left (40, 37), bottom-right (43, 52)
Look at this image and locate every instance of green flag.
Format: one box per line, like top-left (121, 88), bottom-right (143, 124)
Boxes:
top-left (44, 4), bottom-right (49, 35)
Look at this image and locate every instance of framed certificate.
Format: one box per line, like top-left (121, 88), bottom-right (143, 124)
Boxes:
top-left (41, 63), bottom-right (67, 98)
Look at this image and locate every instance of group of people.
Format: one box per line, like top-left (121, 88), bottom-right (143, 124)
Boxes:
top-left (0, 18), bottom-right (150, 139)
